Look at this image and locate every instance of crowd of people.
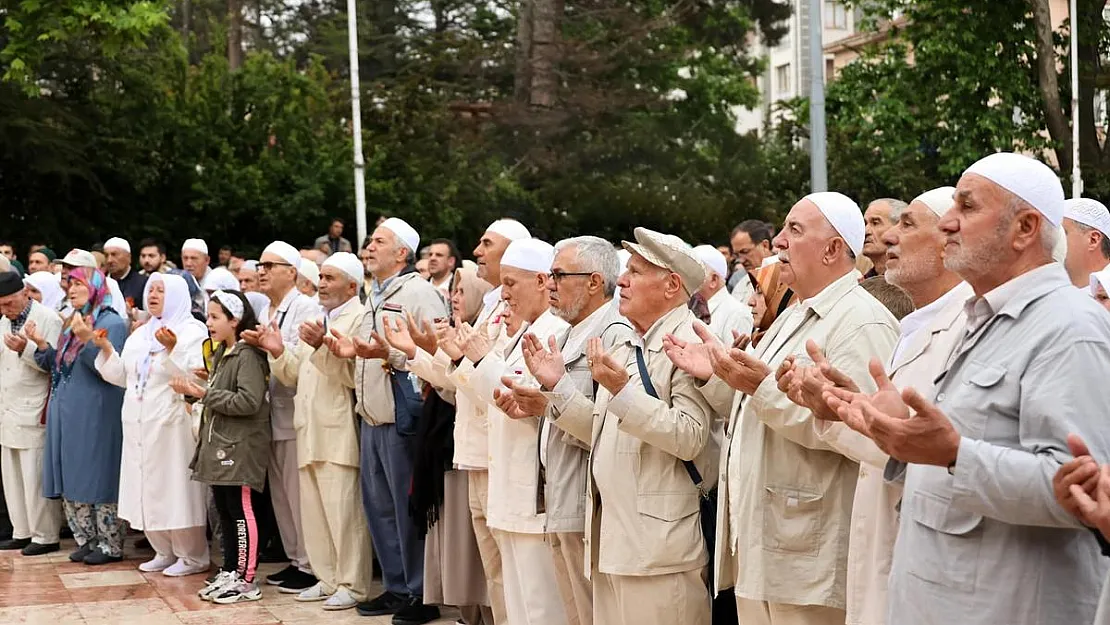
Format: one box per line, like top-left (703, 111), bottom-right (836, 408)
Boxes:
top-left (1, 152), bottom-right (1110, 625)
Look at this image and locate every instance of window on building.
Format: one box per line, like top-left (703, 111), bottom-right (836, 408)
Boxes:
top-left (826, 59), bottom-right (836, 82)
top-left (776, 64), bottom-right (791, 95)
top-left (825, 0), bottom-right (849, 29)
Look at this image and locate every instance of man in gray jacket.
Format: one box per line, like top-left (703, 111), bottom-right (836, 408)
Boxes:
top-left (826, 152), bottom-right (1110, 625)
top-left (327, 217), bottom-right (447, 624)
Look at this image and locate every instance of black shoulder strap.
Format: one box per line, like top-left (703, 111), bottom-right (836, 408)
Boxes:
top-left (634, 346), bottom-right (704, 490)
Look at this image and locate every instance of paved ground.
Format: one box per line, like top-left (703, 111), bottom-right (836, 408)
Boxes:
top-left (0, 536), bottom-right (460, 624)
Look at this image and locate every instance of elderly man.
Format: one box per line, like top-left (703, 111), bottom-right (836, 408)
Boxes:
top-left (693, 245), bottom-right (754, 343)
top-left (252, 252), bottom-right (372, 611)
top-left (825, 153), bottom-right (1110, 625)
top-left (668, 193), bottom-right (900, 625)
top-left (1062, 197), bottom-right (1110, 287)
top-left (454, 238), bottom-right (571, 625)
top-left (496, 235), bottom-right (633, 625)
top-left (103, 237), bottom-right (148, 310)
top-left (248, 241), bottom-right (321, 593)
top-left (777, 186), bottom-right (969, 625)
top-left (862, 198), bottom-right (907, 277)
top-left (0, 272), bottom-right (64, 555)
top-left (239, 261), bottom-right (260, 292)
top-left (181, 239), bottom-right (213, 289)
top-left (327, 218), bottom-right (446, 624)
top-left (530, 228), bottom-right (715, 625)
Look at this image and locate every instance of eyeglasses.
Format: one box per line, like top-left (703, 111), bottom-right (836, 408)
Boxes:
top-left (258, 261), bottom-right (293, 271)
top-left (550, 271), bottom-right (594, 283)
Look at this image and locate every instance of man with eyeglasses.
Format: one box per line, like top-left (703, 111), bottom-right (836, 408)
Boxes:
top-left (247, 241), bottom-right (322, 594)
top-left (497, 235), bottom-right (635, 625)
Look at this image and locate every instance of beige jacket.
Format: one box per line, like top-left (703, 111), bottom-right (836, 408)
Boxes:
top-left (261, 288), bottom-right (322, 441)
top-left (0, 301), bottom-right (62, 449)
top-left (814, 282), bottom-right (972, 625)
top-left (699, 270), bottom-right (899, 606)
top-left (354, 272), bottom-right (449, 426)
top-left (270, 296), bottom-right (364, 468)
top-left (549, 304), bottom-right (716, 577)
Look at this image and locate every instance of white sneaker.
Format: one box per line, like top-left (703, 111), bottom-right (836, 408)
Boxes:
top-left (138, 554), bottom-right (176, 573)
top-left (295, 582), bottom-right (332, 603)
top-left (213, 577), bottom-right (263, 604)
top-left (322, 588), bottom-right (357, 611)
top-left (163, 559), bottom-right (210, 577)
top-left (198, 571), bottom-right (235, 601)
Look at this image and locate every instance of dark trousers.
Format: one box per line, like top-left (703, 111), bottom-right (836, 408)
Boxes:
top-left (360, 421), bottom-right (424, 597)
top-left (0, 462), bottom-right (11, 540)
top-left (212, 485), bottom-right (265, 583)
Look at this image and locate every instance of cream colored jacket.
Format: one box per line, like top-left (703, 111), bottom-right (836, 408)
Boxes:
top-left (0, 301), bottom-right (62, 449)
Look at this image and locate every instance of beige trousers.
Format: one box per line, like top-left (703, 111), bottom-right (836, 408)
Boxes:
top-left (270, 439), bottom-right (310, 571)
top-left (1, 446), bottom-right (62, 544)
top-left (550, 532), bottom-right (592, 625)
top-left (493, 529), bottom-right (568, 625)
top-left (595, 569), bottom-right (710, 625)
top-left (735, 598), bottom-right (847, 625)
top-left (146, 527), bottom-right (210, 568)
top-left (299, 462), bottom-right (372, 600)
top-left (467, 470), bottom-right (507, 624)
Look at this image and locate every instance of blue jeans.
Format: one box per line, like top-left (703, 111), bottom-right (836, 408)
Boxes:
top-left (359, 421), bottom-right (424, 597)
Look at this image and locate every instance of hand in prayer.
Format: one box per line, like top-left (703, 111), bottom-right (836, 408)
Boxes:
top-left (382, 316), bottom-right (417, 360)
top-left (353, 332), bottom-right (390, 360)
top-left (436, 316), bottom-right (463, 360)
top-left (708, 329), bottom-right (769, 395)
top-left (458, 320), bottom-right (494, 363)
top-left (1054, 434), bottom-right (1103, 525)
top-left (521, 333), bottom-right (565, 390)
top-left (407, 311), bottom-right (438, 356)
top-left (191, 368), bottom-right (209, 381)
top-left (323, 328), bottom-right (357, 359)
top-left (823, 358), bottom-right (961, 467)
top-left (299, 319), bottom-right (326, 349)
top-left (71, 313), bottom-right (95, 343)
top-left (155, 327), bottom-right (177, 353)
top-left (497, 376), bottom-right (549, 418)
top-left (170, 376), bottom-right (207, 399)
top-left (777, 340), bottom-right (860, 421)
top-left (91, 328), bottom-right (113, 354)
top-left (3, 332), bottom-right (27, 354)
top-left (22, 321), bottom-right (46, 350)
top-left (662, 321), bottom-right (720, 382)
top-left (243, 320), bottom-right (284, 358)
top-left (587, 337), bottom-right (629, 396)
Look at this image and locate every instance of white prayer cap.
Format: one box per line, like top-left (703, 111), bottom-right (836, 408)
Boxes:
top-left (262, 241), bottom-right (301, 269)
top-left (379, 217), bottom-right (420, 253)
top-left (240, 260), bottom-right (258, 272)
top-left (204, 266), bottom-right (240, 292)
top-left (692, 245), bottom-right (728, 280)
top-left (323, 252), bottom-right (364, 286)
top-left (912, 186), bottom-right (957, 217)
top-left (501, 239), bottom-right (555, 274)
top-left (1064, 198), bottom-right (1110, 237)
top-left (298, 260), bottom-right (320, 287)
top-left (622, 228), bottom-right (706, 297)
top-left (963, 152), bottom-right (1065, 226)
top-left (1090, 268), bottom-right (1110, 297)
top-left (104, 237), bottom-right (131, 253)
top-left (485, 219), bottom-right (531, 242)
top-left (182, 238), bottom-right (208, 255)
top-left (803, 192), bottom-right (865, 256)
top-left (462, 259), bottom-right (478, 271)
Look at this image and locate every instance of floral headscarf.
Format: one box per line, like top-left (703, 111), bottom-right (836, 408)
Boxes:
top-left (56, 267), bottom-right (114, 374)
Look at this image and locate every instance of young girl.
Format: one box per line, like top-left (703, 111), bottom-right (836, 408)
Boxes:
top-left (170, 289), bottom-right (270, 604)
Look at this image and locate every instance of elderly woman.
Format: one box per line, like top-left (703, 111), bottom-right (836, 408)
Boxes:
top-left (25, 267), bottom-right (128, 565)
top-left (95, 273), bottom-right (211, 576)
top-left (23, 271), bottom-right (66, 312)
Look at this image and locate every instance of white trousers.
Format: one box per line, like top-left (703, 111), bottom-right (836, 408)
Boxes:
top-left (1, 446), bottom-right (62, 544)
top-left (146, 527), bottom-right (210, 568)
top-left (493, 529), bottom-right (569, 625)
top-left (269, 439), bottom-right (310, 571)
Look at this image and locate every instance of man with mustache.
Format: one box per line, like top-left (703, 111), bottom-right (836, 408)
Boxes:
top-left (861, 199), bottom-right (907, 278)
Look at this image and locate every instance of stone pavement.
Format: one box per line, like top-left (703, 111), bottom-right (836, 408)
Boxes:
top-left (0, 536), bottom-right (460, 625)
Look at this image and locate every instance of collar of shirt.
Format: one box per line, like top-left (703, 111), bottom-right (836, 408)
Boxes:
top-left (890, 282), bottom-right (966, 364)
top-left (632, 303), bottom-right (690, 352)
top-left (796, 269), bottom-right (863, 319)
top-left (371, 271), bottom-right (402, 303)
top-left (962, 263), bottom-right (1063, 334)
top-left (482, 286), bottom-right (503, 312)
top-left (327, 294), bottom-right (358, 321)
top-left (562, 300), bottom-right (615, 359)
top-left (10, 300), bottom-right (32, 332)
top-left (277, 287), bottom-right (301, 314)
top-left (116, 267), bottom-right (131, 281)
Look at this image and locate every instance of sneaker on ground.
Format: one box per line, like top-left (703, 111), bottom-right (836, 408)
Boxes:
top-left (163, 559), bottom-right (210, 577)
top-left (277, 569), bottom-right (318, 594)
top-left (198, 571), bottom-right (236, 601)
top-left (265, 564), bottom-right (298, 586)
top-left (323, 588), bottom-right (358, 611)
top-left (356, 591), bottom-right (408, 617)
top-left (213, 578), bottom-right (263, 604)
top-left (295, 582), bottom-right (331, 603)
top-left (138, 554), bottom-right (177, 573)
top-left (392, 596), bottom-right (441, 625)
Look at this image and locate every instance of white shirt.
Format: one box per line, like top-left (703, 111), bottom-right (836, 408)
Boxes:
top-left (708, 287), bottom-right (754, 343)
top-left (890, 283), bottom-right (966, 364)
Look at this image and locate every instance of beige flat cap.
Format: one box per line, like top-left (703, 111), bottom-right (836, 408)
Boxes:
top-left (622, 227), bottom-right (706, 297)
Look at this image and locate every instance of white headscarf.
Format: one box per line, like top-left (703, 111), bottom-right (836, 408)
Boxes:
top-left (24, 271), bottom-right (66, 311)
top-left (138, 273), bottom-right (206, 355)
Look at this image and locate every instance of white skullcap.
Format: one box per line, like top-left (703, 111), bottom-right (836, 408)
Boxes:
top-left (379, 217), bottom-right (420, 253)
top-left (963, 152), bottom-right (1065, 226)
top-left (913, 186), bottom-right (957, 217)
top-left (804, 192), bottom-right (865, 256)
top-left (182, 238), bottom-right (208, 255)
top-left (486, 219), bottom-right (531, 242)
top-left (462, 259), bottom-right (478, 271)
top-left (204, 266), bottom-right (240, 292)
top-left (240, 260), bottom-right (258, 272)
top-left (1090, 267), bottom-right (1110, 297)
top-left (692, 245), bottom-right (728, 280)
top-left (298, 260), bottom-right (320, 287)
top-left (323, 252), bottom-right (364, 286)
top-left (501, 239), bottom-right (555, 274)
top-left (1064, 198), bottom-right (1110, 237)
top-left (104, 237), bottom-right (131, 253)
top-left (262, 241), bottom-right (301, 269)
